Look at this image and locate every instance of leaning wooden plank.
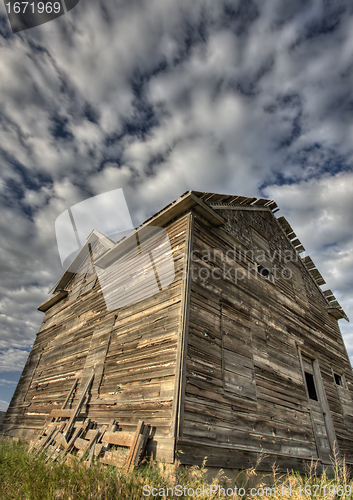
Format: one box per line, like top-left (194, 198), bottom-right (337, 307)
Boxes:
top-left (53, 432), bottom-right (68, 449)
top-left (130, 434), bottom-right (145, 469)
top-left (83, 425), bottom-right (107, 468)
top-left (61, 378), bottom-right (78, 409)
top-left (74, 437), bottom-right (90, 451)
top-left (50, 409), bottom-right (74, 418)
top-left (94, 425), bottom-right (108, 443)
top-left (32, 422), bottom-right (61, 451)
top-left (110, 420), bottom-right (118, 433)
top-left (45, 445), bottom-right (56, 458)
top-left (63, 419), bottom-right (91, 457)
top-left (64, 373), bottom-right (94, 440)
top-left (64, 428), bottom-right (86, 456)
top-left (106, 419), bottom-right (117, 432)
top-left (44, 423), bottom-right (66, 451)
top-left (85, 429), bottom-right (102, 441)
top-left (131, 424), bottom-right (151, 468)
top-left (45, 444), bottom-right (61, 463)
top-left (101, 431), bottom-right (133, 447)
top-left (72, 421), bottom-right (93, 431)
top-left (94, 443), bottom-right (103, 457)
top-left (28, 423), bottom-right (54, 453)
top-left (34, 425), bottom-right (59, 455)
top-left (84, 429), bottom-right (100, 453)
top-left (40, 423), bottom-right (66, 454)
top-left (45, 441), bottom-right (64, 463)
top-left (85, 444), bottom-right (96, 469)
top-left (99, 450), bottom-right (128, 467)
top-left (50, 448), bottom-right (64, 463)
top-left (125, 420), bottom-right (144, 470)
top-left (101, 419), bottom-right (117, 452)
top-left (90, 425), bottom-right (107, 452)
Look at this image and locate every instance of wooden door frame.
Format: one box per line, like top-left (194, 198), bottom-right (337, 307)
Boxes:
top-left (297, 347), bottom-right (338, 462)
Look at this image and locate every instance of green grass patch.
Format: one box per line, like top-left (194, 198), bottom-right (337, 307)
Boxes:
top-left (0, 438), bottom-right (352, 499)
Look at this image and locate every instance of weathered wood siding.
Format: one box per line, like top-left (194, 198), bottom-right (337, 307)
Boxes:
top-left (2, 194), bottom-right (352, 471)
top-left (2, 215), bottom-right (190, 461)
top-left (176, 210), bottom-right (353, 470)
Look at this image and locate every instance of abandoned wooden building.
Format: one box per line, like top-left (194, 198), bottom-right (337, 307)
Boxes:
top-left (1, 190), bottom-right (353, 472)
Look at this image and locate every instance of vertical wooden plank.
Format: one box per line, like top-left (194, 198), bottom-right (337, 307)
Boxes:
top-left (312, 359), bottom-right (339, 455)
top-left (81, 316), bottom-right (115, 398)
top-left (131, 423), bottom-right (151, 468)
top-left (298, 348), bottom-right (337, 462)
top-left (171, 212), bottom-right (194, 441)
top-left (297, 348), bottom-right (320, 459)
top-left (125, 420), bottom-right (144, 469)
top-left (61, 379), bottom-right (78, 410)
top-left (64, 373), bottom-right (94, 439)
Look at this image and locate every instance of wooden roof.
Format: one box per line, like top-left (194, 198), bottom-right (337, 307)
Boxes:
top-left (42, 191), bottom-right (347, 321)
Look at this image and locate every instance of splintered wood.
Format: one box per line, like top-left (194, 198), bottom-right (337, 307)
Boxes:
top-left (30, 416), bottom-right (150, 469)
top-left (28, 376), bottom-right (151, 469)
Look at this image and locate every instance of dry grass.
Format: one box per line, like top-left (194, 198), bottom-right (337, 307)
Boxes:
top-left (0, 438), bottom-right (352, 499)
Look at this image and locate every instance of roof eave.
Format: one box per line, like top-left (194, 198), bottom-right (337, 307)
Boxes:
top-left (52, 230), bottom-right (114, 293)
top-left (95, 192), bottom-right (225, 269)
top-left (327, 307), bottom-right (349, 322)
top-left (38, 289), bottom-right (68, 312)
top-left (142, 190), bottom-right (225, 228)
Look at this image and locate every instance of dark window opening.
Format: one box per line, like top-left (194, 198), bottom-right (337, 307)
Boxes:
top-left (305, 372), bottom-right (318, 401)
top-left (334, 373), bottom-right (342, 386)
top-left (257, 264), bottom-right (271, 278)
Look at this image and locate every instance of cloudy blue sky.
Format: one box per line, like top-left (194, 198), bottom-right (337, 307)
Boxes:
top-left (0, 0), bottom-right (353, 411)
